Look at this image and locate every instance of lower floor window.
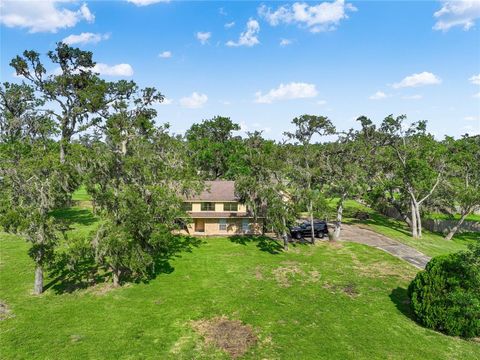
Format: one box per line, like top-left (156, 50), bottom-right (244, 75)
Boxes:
top-left (242, 219), bottom-right (250, 232)
top-left (219, 218), bottom-right (227, 231)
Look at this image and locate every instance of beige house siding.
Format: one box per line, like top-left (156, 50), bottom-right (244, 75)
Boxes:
top-left (183, 217), bottom-right (263, 236)
top-left (181, 181), bottom-right (261, 236)
top-left (186, 201), bottom-right (247, 213)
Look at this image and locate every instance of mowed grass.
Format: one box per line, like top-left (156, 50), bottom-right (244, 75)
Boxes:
top-left (326, 199), bottom-right (479, 258)
top-left (1, 209), bottom-right (479, 359)
top-left (425, 212), bottom-right (480, 222)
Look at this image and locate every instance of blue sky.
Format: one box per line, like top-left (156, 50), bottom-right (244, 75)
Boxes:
top-left (1, 0), bottom-right (479, 139)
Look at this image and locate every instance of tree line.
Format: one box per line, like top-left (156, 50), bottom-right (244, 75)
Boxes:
top-left (1, 43), bottom-right (479, 294)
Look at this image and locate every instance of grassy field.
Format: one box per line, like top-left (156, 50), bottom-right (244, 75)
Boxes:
top-left (425, 212), bottom-right (480, 222)
top-left (322, 199), bottom-right (478, 258)
top-left (1, 207), bottom-right (479, 359)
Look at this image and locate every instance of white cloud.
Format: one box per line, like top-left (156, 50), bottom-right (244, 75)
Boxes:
top-left (219, 7), bottom-right (227, 16)
top-left (258, 0), bottom-right (356, 33)
top-left (93, 63), bottom-right (134, 77)
top-left (62, 32), bottom-right (110, 45)
top-left (255, 82), bottom-right (318, 104)
top-left (226, 19), bottom-right (260, 47)
top-left (196, 32), bottom-right (211, 45)
top-left (280, 38), bottom-right (292, 46)
top-left (0, 1), bottom-right (94, 33)
top-left (392, 72), bottom-right (442, 89)
top-left (158, 51), bottom-right (172, 58)
top-left (369, 91), bottom-right (388, 100)
top-left (127, 0), bottom-right (170, 6)
top-left (433, 1), bottom-right (480, 31)
top-left (160, 98), bottom-right (173, 105)
top-left (225, 21), bottom-right (235, 28)
top-left (473, 92), bottom-right (480, 98)
top-left (402, 94), bottom-right (423, 100)
top-left (317, 99), bottom-right (327, 105)
top-left (464, 115), bottom-right (479, 121)
top-left (180, 92), bottom-right (208, 108)
top-left (469, 74), bottom-right (480, 85)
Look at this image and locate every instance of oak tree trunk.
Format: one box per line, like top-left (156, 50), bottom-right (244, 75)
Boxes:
top-left (333, 194), bottom-right (346, 240)
top-left (33, 265), bottom-right (43, 295)
top-left (309, 200), bottom-right (315, 244)
top-left (112, 268), bottom-right (121, 287)
top-left (415, 205), bottom-right (422, 238)
top-left (445, 211), bottom-right (470, 240)
top-left (411, 200), bottom-right (418, 238)
top-left (282, 216), bottom-right (288, 251)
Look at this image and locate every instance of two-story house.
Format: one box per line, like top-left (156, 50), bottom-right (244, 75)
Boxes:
top-left (182, 180), bottom-right (262, 236)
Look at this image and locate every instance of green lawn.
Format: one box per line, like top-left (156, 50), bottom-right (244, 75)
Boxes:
top-left (1, 208), bottom-right (479, 359)
top-left (71, 185), bottom-right (91, 202)
top-left (322, 199), bottom-right (479, 258)
top-left (425, 212), bottom-right (480, 222)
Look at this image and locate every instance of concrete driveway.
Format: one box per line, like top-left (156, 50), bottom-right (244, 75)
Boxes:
top-left (338, 224), bottom-right (431, 269)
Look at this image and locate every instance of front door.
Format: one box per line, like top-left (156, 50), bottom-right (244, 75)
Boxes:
top-left (195, 219), bottom-right (205, 233)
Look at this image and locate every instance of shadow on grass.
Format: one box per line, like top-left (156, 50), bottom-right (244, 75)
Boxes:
top-left (45, 255), bottom-right (104, 294)
top-left (47, 234), bottom-right (204, 294)
top-left (389, 287), bottom-right (416, 322)
top-left (229, 235), bottom-right (284, 254)
top-left (450, 232), bottom-right (480, 244)
top-left (348, 212), bottom-right (412, 237)
top-left (50, 207), bottom-right (98, 227)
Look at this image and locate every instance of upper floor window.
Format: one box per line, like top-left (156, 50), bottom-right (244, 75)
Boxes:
top-left (182, 202), bottom-right (192, 211)
top-left (201, 202), bottom-right (215, 211)
top-left (223, 202), bottom-right (238, 212)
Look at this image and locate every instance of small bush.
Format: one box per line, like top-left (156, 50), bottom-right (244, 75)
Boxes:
top-left (408, 243), bottom-right (480, 338)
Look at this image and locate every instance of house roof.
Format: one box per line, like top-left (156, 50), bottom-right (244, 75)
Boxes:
top-left (185, 181), bottom-right (237, 202)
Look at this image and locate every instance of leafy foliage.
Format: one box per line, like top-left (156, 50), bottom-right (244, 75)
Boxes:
top-left (408, 243), bottom-right (480, 338)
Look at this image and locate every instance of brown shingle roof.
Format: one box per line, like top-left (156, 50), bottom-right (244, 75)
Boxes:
top-left (185, 181), bottom-right (237, 202)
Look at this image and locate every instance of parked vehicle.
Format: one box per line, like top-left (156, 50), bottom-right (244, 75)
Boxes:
top-left (289, 220), bottom-right (329, 239)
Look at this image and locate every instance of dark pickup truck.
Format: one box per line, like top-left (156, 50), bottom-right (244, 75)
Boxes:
top-left (290, 220), bottom-right (329, 239)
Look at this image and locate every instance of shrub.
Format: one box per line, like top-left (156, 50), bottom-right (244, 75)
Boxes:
top-left (408, 243), bottom-right (480, 338)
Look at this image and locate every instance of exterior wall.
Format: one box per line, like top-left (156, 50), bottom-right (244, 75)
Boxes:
top-left (191, 203), bottom-right (201, 212)
top-left (185, 201), bottom-right (246, 213)
top-left (183, 218), bottom-right (263, 236)
top-left (238, 204), bottom-right (247, 212)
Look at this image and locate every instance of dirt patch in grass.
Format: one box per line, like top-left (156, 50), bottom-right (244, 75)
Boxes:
top-left (254, 266), bottom-right (264, 280)
top-left (323, 282), bottom-right (359, 298)
top-left (272, 262), bottom-right (321, 287)
top-left (191, 317), bottom-right (257, 358)
top-left (0, 300), bottom-right (13, 320)
top-left (273, 261), bottom-right (304, 287)
top-left (70, 334), bottom-right (83, 343)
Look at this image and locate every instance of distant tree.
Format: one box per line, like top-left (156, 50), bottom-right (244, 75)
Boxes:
top-left (0, 82), bottom-right (54, 144)
top-left (440, 135), bottom-right (480, 240)
top-left (85, 85), bottom-right (200, 286)
top-left (327, 130), bottom-right (367, 240)
top-left (284, 115), bottom-right (336, 244)
top-left (235, 132), bottom-right (296, 249)
top-left (10, 42), bottom-right (132, 163)
top-left (0, 83), bottom-right (69, 294)
top-left (235, 131), bottom-right (276, 224)
top-left (374, 115), bottom-right (445, 238)
top-left (185, 116), bottom-right (245, 179)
